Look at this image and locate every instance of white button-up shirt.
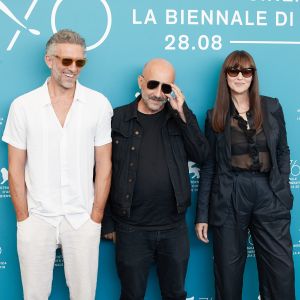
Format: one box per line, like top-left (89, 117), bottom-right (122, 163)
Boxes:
top-left (2, 79), bottom-right (113, 229)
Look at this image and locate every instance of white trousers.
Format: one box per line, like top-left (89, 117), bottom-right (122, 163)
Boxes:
top-left (17, 215), bottom-right (101, 300)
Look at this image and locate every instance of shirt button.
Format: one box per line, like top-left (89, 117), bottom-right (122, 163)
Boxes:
top-left (134, 130), bottom-right (139, 135)
top-left (128, 178), bottom-right (132, 183)
top-left (115, 140), bottom-right (119, 144)
top-left (131, 146), bottom-right (135, 151)
top-left (121, 209), bottom-right (127, 216)
top-left (125, 194), bottom-right (130, 199)
top-left (130, 162), bottom-right (134, 167)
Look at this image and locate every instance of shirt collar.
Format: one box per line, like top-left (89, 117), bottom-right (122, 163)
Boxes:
top-left (124, 95), bottom-right (141, 121)
top-left (41, 78), bottom-right (87, 106)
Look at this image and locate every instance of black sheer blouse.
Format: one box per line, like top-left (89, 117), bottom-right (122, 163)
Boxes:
top-left (230, 104), bottom-right (271, 172)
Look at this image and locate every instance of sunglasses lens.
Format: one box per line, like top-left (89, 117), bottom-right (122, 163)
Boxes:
top-left (162, 84), bottom-right (172, 94)
top-left (147, 80), bottom-right (160, 90)
top-left (59, 57), bottom-right (86, 68)
top-left (227, 67), bottom-right (254, 78)
top-left (227, 68), bottom-right (239, 77)
top-left (241, 68), bottom-right (254, 78)
top-left (61, 58), bottom-right (73, 66)
top-left (76, 59), bottom-right (86, 68)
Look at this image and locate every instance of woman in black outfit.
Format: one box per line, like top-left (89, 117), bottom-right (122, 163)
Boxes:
top-left (195, 50), bottom-right (295, 300)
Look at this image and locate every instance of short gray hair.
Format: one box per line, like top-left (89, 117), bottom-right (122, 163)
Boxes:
top-left (46, 29), bottom-right (86, 55)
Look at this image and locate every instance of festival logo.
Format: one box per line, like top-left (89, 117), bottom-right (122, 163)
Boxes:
top-left (293, 229), bottom-right (300, 257)
top-left (0, 246), bottom-right (7, 270)
top-left (0, 167), bottom-right (9, 200)
top-left (247, 230), bottom-right (256, 258)
top-left (189, 161), bottom-right (200, 193)
top-left (189, 161), bottom-right (200, 179)
top-left (0, 0), bottom-right (40, 51)
top-left (54, 248), bottom-right (64, 267)
top-left (0, 0), bottom-right (112, 51)
top-left (0, 167), bottom-right (8, 185)
top-left (51, 0), bottom-right (112, 51)
top-left (290, 159), bottom-right (300, 190)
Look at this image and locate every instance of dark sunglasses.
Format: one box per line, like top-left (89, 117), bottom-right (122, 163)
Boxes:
top-left (226, 67), bottom-right (255, 78)
top-left (53, 55), bottom-right (87, 68)
top-left (142, 76), bottom-right (172, 94)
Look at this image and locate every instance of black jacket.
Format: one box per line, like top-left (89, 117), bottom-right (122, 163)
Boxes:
top-left (196, 96), bottom-right (293, 226)
top-left (102, 97), bottom-right (209, 234)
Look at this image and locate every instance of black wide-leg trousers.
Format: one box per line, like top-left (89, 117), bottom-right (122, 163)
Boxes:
top-left (213, 171), bottom-right (295, 300)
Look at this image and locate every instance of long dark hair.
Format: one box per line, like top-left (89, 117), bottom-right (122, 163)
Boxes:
top-left (212, 50), bottom-right (262, 133)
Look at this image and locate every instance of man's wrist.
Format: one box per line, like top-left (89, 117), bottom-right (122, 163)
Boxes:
top-left (16, 212), bottom-right (29, 222)
top-left (91, 207), bottom-right (104, 224)
top-left (178, 110), bottom-right (186, 123)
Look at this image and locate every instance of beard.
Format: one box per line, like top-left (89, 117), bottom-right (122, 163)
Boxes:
top-left (140, 91), bottom-right (168, 113)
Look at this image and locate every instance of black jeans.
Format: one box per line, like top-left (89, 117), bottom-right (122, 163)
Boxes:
top-left (213, 171), bottom-right (295, 300)
top-left (115, 222), bottom-right (190, 300)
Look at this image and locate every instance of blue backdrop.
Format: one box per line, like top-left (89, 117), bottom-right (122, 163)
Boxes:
top-left (0, 1), bottom-right (299, 299)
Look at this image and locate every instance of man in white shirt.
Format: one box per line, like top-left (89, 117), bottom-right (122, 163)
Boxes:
top-left (2, 29), bottom-right (113, 300)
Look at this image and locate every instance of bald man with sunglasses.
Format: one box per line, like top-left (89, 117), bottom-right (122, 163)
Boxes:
top-left (102, 58), bottom-right (209, 300)
top-left (2, 30), bottom-right (113, 300)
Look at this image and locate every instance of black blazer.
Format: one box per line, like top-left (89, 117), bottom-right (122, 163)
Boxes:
top-left (196, 96), bottom-right (293, 226)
